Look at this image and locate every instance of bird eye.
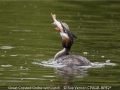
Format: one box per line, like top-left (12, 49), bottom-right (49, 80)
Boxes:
top-left (63, 29), bottom-right (66, 33)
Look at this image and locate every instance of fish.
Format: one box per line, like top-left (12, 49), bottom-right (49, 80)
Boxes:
top-left (51, 13), bottom-right (69, 31)
top-left (51, 13), bottom-right (62, 31)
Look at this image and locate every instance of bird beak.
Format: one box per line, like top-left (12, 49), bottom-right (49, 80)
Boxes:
top-left (55, 27), bottom-right (61, 31)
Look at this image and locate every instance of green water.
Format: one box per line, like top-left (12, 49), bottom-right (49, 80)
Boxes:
top-left (0, 1), bottom-right (120, 90)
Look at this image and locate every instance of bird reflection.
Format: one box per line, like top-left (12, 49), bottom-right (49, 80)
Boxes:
top-left (54, 66), bottom-right (89, 85)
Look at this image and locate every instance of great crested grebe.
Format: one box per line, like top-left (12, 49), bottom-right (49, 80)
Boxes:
top-left (51, 13), bottom-right (91, 66)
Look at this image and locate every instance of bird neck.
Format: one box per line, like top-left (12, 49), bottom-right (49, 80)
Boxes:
top-left (54, 48), bottom-right (70, 60)
top-left (54, 36), bottom-right (73, 60)
top-left (62, 37), bottom-right (73, 49)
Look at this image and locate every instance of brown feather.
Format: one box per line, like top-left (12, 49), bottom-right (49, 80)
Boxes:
top-left (62, 38), bottom-right (73, 49)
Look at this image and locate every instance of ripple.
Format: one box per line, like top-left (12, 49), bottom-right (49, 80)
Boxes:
top-left (13, 30), bottom-right (31, 32)
top-left (42, 75), bottom-right (56, 78)
top-left (0, 73), bottom-right (3, 75)
top-left (1, 64), bottom-right (12, 68)
top-left (23, 30), bottom-right (31, 32)
top-left (13, 30), bottom-right (19, 31)
top-left (1, 55), bottom-right (5, 57)
top-left (5, 77), bottom-right (45, 80)
top-left (0, 80), bottom-right (23, 82)
top-left (0, 46), bottom-right (14, 49)
top-left (20, 38), bottom-right (25, 40)
top-left (35, 54), bottom-right (45, 57)
top-left (10, 55), bottom-right (18, 57)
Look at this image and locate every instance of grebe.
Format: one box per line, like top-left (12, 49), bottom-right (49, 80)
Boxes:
top-left (51, 13), bottom-right (91, 66)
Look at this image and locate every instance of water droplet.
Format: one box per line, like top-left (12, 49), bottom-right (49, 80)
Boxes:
top-left (29, 4), bottom-right (32, 6)
top-left (34, 6), bottom-right (37, 8)
top-left (111, 14), bottom-right (113, 17)
top-left (106, 60), bottom-right (110, 63)
top-left (80, 18), bottom-right (82, 20)
top-left (24, 5), bottom-right (26, 8)
top-left (78, 12), bottom-right (80, 16)
top-left (26, 68), bottom-right (28, 70)
top-left (83, 15), bottom-right (86, 18)
top-left (83, 52), bottom-right (88, 55)
top-left (0, 10), bottom-right (2, 12)
top-left (20, 66), bottom-right (23, 69)
top-left (101, 56), bottom-right (105, 58)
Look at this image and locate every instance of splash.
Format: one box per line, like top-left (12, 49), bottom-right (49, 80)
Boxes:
top-left (32, 59), bottom-right (116, 69)
top-left (32, 59), bottom-right (66, 68)
top-left (32, 59), bottom-right (116, 76)
top-left (91, 60), bottom-right (116, 68)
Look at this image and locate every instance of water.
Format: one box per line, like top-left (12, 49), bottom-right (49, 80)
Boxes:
top-left (0, 1), bottom-right (120, 89)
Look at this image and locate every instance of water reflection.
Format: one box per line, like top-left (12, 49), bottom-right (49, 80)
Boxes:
top-left (55, 66), bottom-right (87, 76)
top-left (32, 59), bottom-right (116, 85)
top-left (54, 66), bottom-right (88, 85)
